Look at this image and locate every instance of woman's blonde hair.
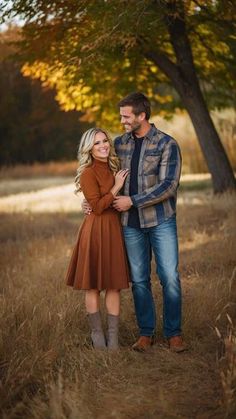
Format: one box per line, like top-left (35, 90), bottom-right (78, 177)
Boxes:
top-left (75, 128), bottom-right (120, 194)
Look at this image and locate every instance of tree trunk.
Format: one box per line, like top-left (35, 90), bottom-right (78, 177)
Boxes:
top-left (145, 1), bottom-right (236, 193)
top-left (148, 50), bottom-right (236, 192)
top-left (176, 83), bottom-right (236, 193)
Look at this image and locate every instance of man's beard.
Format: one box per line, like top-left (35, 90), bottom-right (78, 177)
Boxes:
top-left (125, 121), bottom-right (141, 133)
top-left (131, 122), bottom-right (141, 133)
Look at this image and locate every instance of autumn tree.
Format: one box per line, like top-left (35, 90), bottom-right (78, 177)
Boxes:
top-left (1, 0), bottom-right (236, 191)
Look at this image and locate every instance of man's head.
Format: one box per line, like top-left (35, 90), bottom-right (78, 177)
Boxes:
top-left (118, 92), bottom-right (151, 135)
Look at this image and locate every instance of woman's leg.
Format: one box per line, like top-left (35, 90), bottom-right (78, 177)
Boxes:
top-left (105, 289), bottom-right (120, 315)
top-left (85, 289), bottom-right (106, 348)
top-left (105, 290), bottom-right (120, 349)
top-left (85, 289), bottom-right (100, 313)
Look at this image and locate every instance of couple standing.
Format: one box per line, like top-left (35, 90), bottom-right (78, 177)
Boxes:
top-left (66, 92), bottom-right (186, 353)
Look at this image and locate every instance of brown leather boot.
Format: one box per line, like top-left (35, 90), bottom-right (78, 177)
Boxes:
top-left (168, 336), bottom-right (187, 353)
top-left (132, 336), bottom-right (154, 352)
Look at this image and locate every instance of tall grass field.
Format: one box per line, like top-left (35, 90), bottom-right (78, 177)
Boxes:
top-left (0, 170), bottom-right (236, 418)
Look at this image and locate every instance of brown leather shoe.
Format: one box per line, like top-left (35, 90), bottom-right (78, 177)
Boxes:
top-left (168, 336), bottom-right (187, 353)
top-left (132, 336), bottom-right (154, 352)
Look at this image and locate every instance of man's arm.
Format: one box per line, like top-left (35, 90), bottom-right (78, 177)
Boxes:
top-left (113, 196), bottom-right (133, 211)
top-left (113, 141), bottom-right (181, 211)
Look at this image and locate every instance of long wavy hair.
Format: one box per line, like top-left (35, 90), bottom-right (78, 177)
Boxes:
top-left (75, 128), bottom-right (120, 194)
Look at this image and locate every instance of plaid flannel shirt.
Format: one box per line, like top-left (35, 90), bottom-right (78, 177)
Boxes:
top-left (114, 123), bottom-right (182, 228)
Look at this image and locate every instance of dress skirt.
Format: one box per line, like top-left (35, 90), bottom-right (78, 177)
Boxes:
top-left (66, 208), bottom-right (130, 290)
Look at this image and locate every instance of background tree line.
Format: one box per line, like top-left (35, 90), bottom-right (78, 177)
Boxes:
top-left (0, 28), bottom-right (90, 166)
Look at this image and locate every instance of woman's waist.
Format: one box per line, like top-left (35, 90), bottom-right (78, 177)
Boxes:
top-left (88, 207), bottom-right (119, 217)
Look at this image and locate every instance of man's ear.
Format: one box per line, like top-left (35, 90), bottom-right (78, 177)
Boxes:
top-left (139, 112), bottom-right (146, 122)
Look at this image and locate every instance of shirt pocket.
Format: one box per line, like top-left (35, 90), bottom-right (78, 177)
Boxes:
top-left (119, 156), bottom-right (129, 171)
top-left (143, 150), bottom-right (161, 175)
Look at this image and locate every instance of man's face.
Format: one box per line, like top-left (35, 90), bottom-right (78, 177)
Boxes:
top-left (120, 106), bottom-right (143, 133)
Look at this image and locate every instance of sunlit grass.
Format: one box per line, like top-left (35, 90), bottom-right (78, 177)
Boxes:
top-left (0, 176), bottom-right (73, 197)
top-left (0, 173), bottom-right (214, 213)
top-left (0, 181), bottom-right (83, 213)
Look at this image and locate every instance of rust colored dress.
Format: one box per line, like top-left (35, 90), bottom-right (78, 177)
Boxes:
top-left (66, 159), bottom-right (130, 290)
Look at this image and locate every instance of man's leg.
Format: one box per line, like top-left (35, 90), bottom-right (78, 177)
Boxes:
top-left (149, 216), bottom-right (182, 339)
top-left (123, 226), bottom-right (156, 338)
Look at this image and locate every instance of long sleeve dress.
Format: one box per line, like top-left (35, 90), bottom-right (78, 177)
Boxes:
top-left (65, 158), bottom-right (130, 290)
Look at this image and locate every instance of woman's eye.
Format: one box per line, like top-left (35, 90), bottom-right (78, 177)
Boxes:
top-left (94, 139), bottom-right (108, 145)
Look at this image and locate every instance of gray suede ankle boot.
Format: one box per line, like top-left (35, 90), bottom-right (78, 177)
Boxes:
top-left (107, 314), bottom-right (119, 350)
top-left (87, 312), bottom-right (106, 349)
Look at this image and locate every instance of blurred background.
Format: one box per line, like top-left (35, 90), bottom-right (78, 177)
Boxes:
top-left (0, 2), bottom-right (235, 419)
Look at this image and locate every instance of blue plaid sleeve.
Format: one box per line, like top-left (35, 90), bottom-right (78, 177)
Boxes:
top-left (131, 141), bottom-right (181, 208)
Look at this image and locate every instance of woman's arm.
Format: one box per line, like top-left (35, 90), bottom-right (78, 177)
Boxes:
top-left (80, 168), bottom-right (128, 215)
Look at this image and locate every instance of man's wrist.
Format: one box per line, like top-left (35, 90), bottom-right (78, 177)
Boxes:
top-left (130, 196), bottom-right (134, 207)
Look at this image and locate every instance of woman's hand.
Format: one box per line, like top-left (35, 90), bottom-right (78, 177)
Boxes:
top-left (114, 169), bottom-right (129, 189)
top-left (110, 169), bottom-right (129, 197)
top-left (81, 198), bottom-right (92, 215)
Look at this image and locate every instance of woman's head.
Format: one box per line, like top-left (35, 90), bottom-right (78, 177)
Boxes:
top-left (75, 128), bottom-right (120, 193)
top-left (78, 128), bottom-right (111, 163)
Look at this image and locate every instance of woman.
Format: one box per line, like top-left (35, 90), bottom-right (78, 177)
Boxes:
top-left (66, 128), bottom-right (130, 350)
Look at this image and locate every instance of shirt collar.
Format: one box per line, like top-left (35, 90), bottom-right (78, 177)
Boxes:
top-left (122, 123), bottom-right (158, 144)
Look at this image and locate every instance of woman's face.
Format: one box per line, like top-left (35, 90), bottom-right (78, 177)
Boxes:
top-left (91, 131), bottom-right (110, 161)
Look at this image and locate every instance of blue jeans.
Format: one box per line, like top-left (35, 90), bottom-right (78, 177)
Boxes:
top-left (123, 215), bottom-right (182, 338)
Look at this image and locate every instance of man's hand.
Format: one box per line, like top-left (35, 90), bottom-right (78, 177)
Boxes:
top-left (81, 198), bottom-right (92, 215)
top-left (113, 196), bottom-right (133, 212)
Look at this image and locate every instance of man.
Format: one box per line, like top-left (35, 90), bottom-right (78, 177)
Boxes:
top-left (112, 92), bottom-right (186, 352)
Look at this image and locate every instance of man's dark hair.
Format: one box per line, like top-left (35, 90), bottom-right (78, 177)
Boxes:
top-left (118, 92), bottom-right (151, 120)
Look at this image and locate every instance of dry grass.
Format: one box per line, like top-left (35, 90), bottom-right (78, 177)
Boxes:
top-left (216, 312), bottom-right (236, 418)
top-left (0, 181), bottom-right (81, 213)
top-left (0, 177), bottom-right (73, 198)
top-left (0, 178), bottom-right (236, 419)
top-left (0, 161), bottom-right (77, 179)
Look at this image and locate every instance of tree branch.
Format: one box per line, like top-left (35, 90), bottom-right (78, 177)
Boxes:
top-left (143, 48), bottom-right (189, 99)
